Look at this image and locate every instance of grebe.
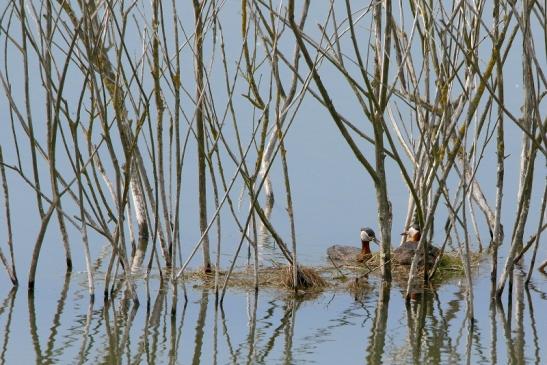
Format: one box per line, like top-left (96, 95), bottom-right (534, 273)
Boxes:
top-left (393, 224), bottom-right (440, 265)
top-left (327, 227), bottom-right (378, 263)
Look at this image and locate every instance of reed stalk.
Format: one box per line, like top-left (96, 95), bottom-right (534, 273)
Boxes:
top-left (193, 0), bottom-right (212, 273)
top-left (0, 147), bottom-right (17, 285)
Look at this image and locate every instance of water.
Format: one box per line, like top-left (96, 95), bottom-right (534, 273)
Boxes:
top-left (1, 260), bottom-right (545, 364)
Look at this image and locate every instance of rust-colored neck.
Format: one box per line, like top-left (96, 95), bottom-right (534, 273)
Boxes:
top-left (409, 232), bottom-right (421, 242)
top-left (361, 240), bottom-right (371, 255)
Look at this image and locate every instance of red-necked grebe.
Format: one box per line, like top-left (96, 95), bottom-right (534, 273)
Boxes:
top-left (327, 227), bottom-right (378, 263)
top-left (393, 224), bottom-right (440, 265)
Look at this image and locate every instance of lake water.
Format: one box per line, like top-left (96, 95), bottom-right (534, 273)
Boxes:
top-left (1, 256), bottom-right (545, 364)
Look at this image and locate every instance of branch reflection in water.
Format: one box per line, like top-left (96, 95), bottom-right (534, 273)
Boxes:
top-left (0, 288), bottom-right (16, 364)
top-left (0, 272), bottom-right (544, 364)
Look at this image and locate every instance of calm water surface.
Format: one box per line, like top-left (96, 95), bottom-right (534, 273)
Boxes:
top-left (1, 259), bottom-right (545, 364)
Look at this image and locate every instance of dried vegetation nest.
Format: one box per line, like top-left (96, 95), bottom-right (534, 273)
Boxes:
top-left (181, 265), bottom-right (328, 291)
top-left (280, 265), bottom-right (327, 290)
top-left (352, 250), bottom-right (482, 281)
top-left (177, 251), bottom-right (481, 293)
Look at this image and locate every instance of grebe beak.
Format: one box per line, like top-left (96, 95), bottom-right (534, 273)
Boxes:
top-left (400, 231), bottom-right (407, 236)
top-left (372, 237), bottom-right (379, 244)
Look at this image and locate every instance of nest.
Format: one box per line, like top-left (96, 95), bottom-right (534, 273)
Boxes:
top-left (339, 250), bottom-right (482, 283)
top-left (280, 265), bottom-right (327, 290)
top-left (179, 265), bottom-right (327, 291)
top-left (171, 251), bottom-right (479, 294)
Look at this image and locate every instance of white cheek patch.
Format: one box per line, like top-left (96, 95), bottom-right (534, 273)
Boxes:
top-left (361, 230), bottom-right (370, 241)
top-left (408, 226), bottom-right (419, 237)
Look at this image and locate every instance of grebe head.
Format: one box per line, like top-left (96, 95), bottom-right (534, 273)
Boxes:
top-left (401, 224), bottom-right (421, 242)
top-left (357, 227), bottom-right (377, 261)
top-left (360, 227), bottom-right (378, 244)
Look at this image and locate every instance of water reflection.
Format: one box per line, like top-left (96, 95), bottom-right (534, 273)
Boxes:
top-left (366, 282), bottom-right (390, 364)
top-left (0, 288), bottom-right (16, 364)
top-left (497, 295), bottom-right (516, 364)
top-left (382, 288), bottom-right (464, 364)
top-left (0, 270), bottom-right (545, 364)
top-left (489, 290), bottom-right (498, 365)
top-left (525, 285), bottom-right (541, 365)
top-left (192, 289), bottom-right (208, 365)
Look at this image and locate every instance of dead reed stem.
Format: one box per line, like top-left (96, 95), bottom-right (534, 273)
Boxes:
top-left (0, 147), bottom-right (17, 285)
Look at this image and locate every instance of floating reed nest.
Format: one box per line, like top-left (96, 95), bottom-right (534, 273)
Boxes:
top-left (175, 251), bottom-right (479, 293)
top-left (280, 265), bottom-right (327, 290)
top-left (347, 250), bottom-right (482, 282)
top-left (179, 265), bottom-right (327, 291)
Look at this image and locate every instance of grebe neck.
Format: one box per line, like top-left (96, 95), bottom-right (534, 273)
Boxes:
top-left (361, 240), bottom-right (371, 255)
top-left (408, 232), bottom-right (421, 243)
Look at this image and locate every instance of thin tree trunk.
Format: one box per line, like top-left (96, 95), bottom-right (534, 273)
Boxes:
top-left (45, 0), bottom-right (72, 271)
top-left (129, 168), bottom-right (149, 272)
top-left (193, 0), bottom-right (211, 272)
top-left (461, 155), bottom-right (474, 318)
top-left (152, 0), bottom-right (173, 267)
top-left (491, 0), bottom-right (505, 284)
top-left (373, 0), bottom-right (393, 281)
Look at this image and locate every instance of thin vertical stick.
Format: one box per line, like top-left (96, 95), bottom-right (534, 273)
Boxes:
top-left (193, 0), bottom-right (211, 272)
top-left (461, 147), bottom-right (474, 319)
top-left (28, 201), bottom-right (57, 290)
top-left (491, 0), bottom-right (505, 284)
top-left (277, 121), bottom-right (298, 289)
top-left (0, 147), bottom-right (17, 285)
top-left (152, 0), bottom-right (173, 267)
top-left (44, 0), bottom-right (72, 271)
top-left (468, 198), bottom-right (483, 252)
top-left (73, 127), bottom-right (95, 299)
top-left (18, 0), bottom-right (45, 219)
top-left (525, 174), bottom-right (546, 284)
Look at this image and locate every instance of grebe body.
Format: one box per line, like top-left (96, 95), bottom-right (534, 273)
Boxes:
top-left (327, 227), bottom-right (377, 263)
top-left (393, 224), bottom-right (440, 265)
